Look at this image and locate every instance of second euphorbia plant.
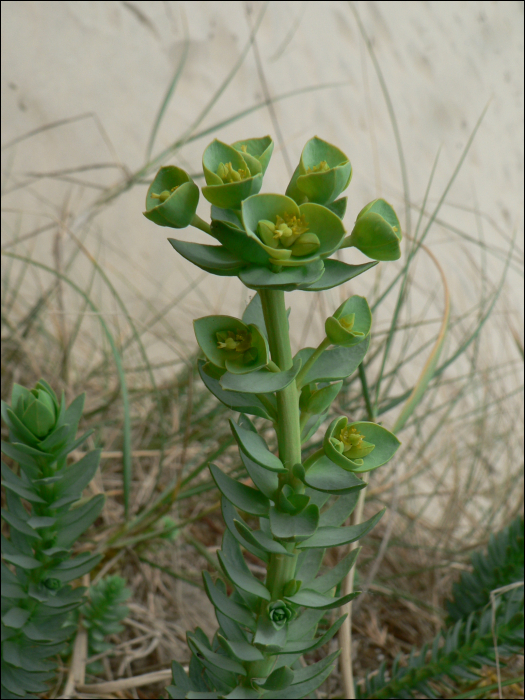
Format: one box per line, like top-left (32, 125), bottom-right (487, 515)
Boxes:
top-left (144, 135), bottom-right (401, 698)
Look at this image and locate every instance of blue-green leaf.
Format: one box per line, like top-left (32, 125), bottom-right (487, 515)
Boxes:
top-left (221, 356), bottom-right (301, 394)
top-left (240, 451), bottom-right (278, 499)
top-left (284, 588), bottom-right (359, 610)
top-left (296, 508), bottom-right (385, 548)
top-left (210, 464), bottom-right (269, 516)
top-left (239, 260), bottom-right (325, 292)
top-left (188, 633), bottom-right (246, 676)
top-left (218, 634), bottom-right (264, 662)
top-left (295, 337), bottom-right (370, 385)
top-left (280, 614), bottom-right (347, 654)
top-left (269, 504), bottom-right (319, 541)
top-left (306, 548), bottom-right (360, 594)
top-left (203, 571), bottom-right (256, 630)
top-left (218, 531), bottom-right (270, 601)
top-left (229, 420), bottom-right (285, 473)
top-left (303, 259), bottom-right (377, 291)
top-left (234, 519), bottom-right (292, 556)
top-left (256, 665), bottom-right (294, 690)
top-left (304, 455), bottom-right (366, 494)
top-left (319, 492), bottom-right (360, 527)
top-left (54, 494), bottom-right (105, 547)
top-left (169, 239), bottom-right (247, 276)
top-left (221, 498), bottom-right (269, 563)
top-left (2, 607), bottom-right (31, 629)
top-left (198, 361), bottom-right (275, 420)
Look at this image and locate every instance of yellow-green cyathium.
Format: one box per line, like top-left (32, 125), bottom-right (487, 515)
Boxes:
top-left (241, 193), bottom-right (346, 267)
top-left (202, 138), bottom-right (271, 209)
top-left (323, 416), bottom-right (401, 473)
top-left (344, 198), bottom-right (402, 261)
top-left (143, 166), bottom-right (199, 228)
top-left (325, 295), bottom-right (372, 347)
top-left (286, 136), bottom-right (352, 206)
top-left (193, 315), bottom-right (269, 374)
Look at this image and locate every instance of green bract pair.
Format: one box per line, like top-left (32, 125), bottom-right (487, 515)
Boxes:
top-left (144, 135), bottom-right (402, 294)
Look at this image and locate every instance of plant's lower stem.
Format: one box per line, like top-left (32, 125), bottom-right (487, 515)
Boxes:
top-left (250, 289), bottom-right (302, 677)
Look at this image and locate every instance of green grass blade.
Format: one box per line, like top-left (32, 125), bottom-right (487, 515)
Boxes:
top-left (2, 251), bottom-right (133, 518)
top-left (145, 13), bottom-right (190, 161)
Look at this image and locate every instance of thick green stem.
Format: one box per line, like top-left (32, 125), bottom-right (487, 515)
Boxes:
top-left (295, 336), bottom-right (331, 388)
top-left (248, 289), bottom-right (302, 677)
top-left (259, 290), bottom-right (302, 475)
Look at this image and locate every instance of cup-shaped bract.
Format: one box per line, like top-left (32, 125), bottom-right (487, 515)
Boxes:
top-left (325, 295), bottom-right (372, 347)
top-left (232, 135), bottom-right (274, 175)
top-left (286, 136), bottom-right (352, 205)
top-left (242, 194), bottom-right (346, 267)
top-left (347, 199), bottom-right (402, 261)
top-left (143, 166), bottom-right (199, 229)
top-left (194, 315), bottom-right (269, 374)
top-left (323, 416), bottom-right (400, 473)
top-left (9, 381), bottom-right (59, 441)
top-left (202, 139), bottom-right (264, 209)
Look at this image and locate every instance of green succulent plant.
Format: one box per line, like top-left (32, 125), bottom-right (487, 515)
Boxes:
top-left (144, 134), bottom-right (402, 699)
top-left (1, 381), bottom-right (104, 699)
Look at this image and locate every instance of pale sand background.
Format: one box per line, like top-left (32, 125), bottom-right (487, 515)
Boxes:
top-left (2, 0), bottom-right (523, 369)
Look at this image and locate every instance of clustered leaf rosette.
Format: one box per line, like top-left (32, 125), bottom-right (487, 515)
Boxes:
top-left (201, 138), bottom-right (271, 209)
top-left (325, 294), bottom-right (372, 348)
top-left (193, 314), bottom-right (269, 374)
top-left (241, 193), bottom-right (346, 267)
top-left (346, 198), bottom-right (402, 261)
top-left (143, 166), bottom-right (199, 228)
top-left (322, 416), bottom-right (400, 474)
top-left (286, 136), bottom-right (352, 207)
top-left (1, 380), bottom-right (70, 455)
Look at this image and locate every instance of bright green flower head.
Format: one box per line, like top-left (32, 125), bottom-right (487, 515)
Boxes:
top-left (325, 295), bottom-right (372, 347)
top-left (346, 198), bottom-right (402, 261)
top-left (202, 138), bottom-right (271, 209)
top-left (286, 136), bottom-right (352, 205)
top-left (143, 166), bottom-right (199, 228)
top-left (232, 136), bottom-right (274, 175)
top-left (193, 315), bottom-right (269, 374)
top-left (323, 416), bottom-right (400, 473)
top-left (241, 193), bottom-right (346, 267)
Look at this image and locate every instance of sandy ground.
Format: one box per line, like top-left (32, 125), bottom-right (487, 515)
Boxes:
top-left (2, 1), bottom-right (524, 358)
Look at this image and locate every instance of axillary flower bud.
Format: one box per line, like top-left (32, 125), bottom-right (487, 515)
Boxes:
top-left (267, 600), bottom-right (294, 630)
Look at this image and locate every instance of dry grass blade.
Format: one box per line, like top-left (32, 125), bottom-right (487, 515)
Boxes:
top-left (393, 242), bottom-right (450, 433)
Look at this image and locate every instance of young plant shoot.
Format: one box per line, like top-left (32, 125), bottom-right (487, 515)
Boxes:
top-left (144, 135), bottom-right (402, 698)
top-left (1, 382), bottom-right (104, 699)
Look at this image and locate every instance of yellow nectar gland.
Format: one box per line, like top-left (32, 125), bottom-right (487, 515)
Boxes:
top-left (306, 160), bottom-right (330, 174)
top-left (151, 185), bottom-right (179, 203)
top-left (217, 162), bottom-right (249, 183)
top-left (240, 145), bottom-right (248, 153)
top-left (339, 426), bottom-right (365, 451)
top-left (216, 329), bottom-right (252, 353)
